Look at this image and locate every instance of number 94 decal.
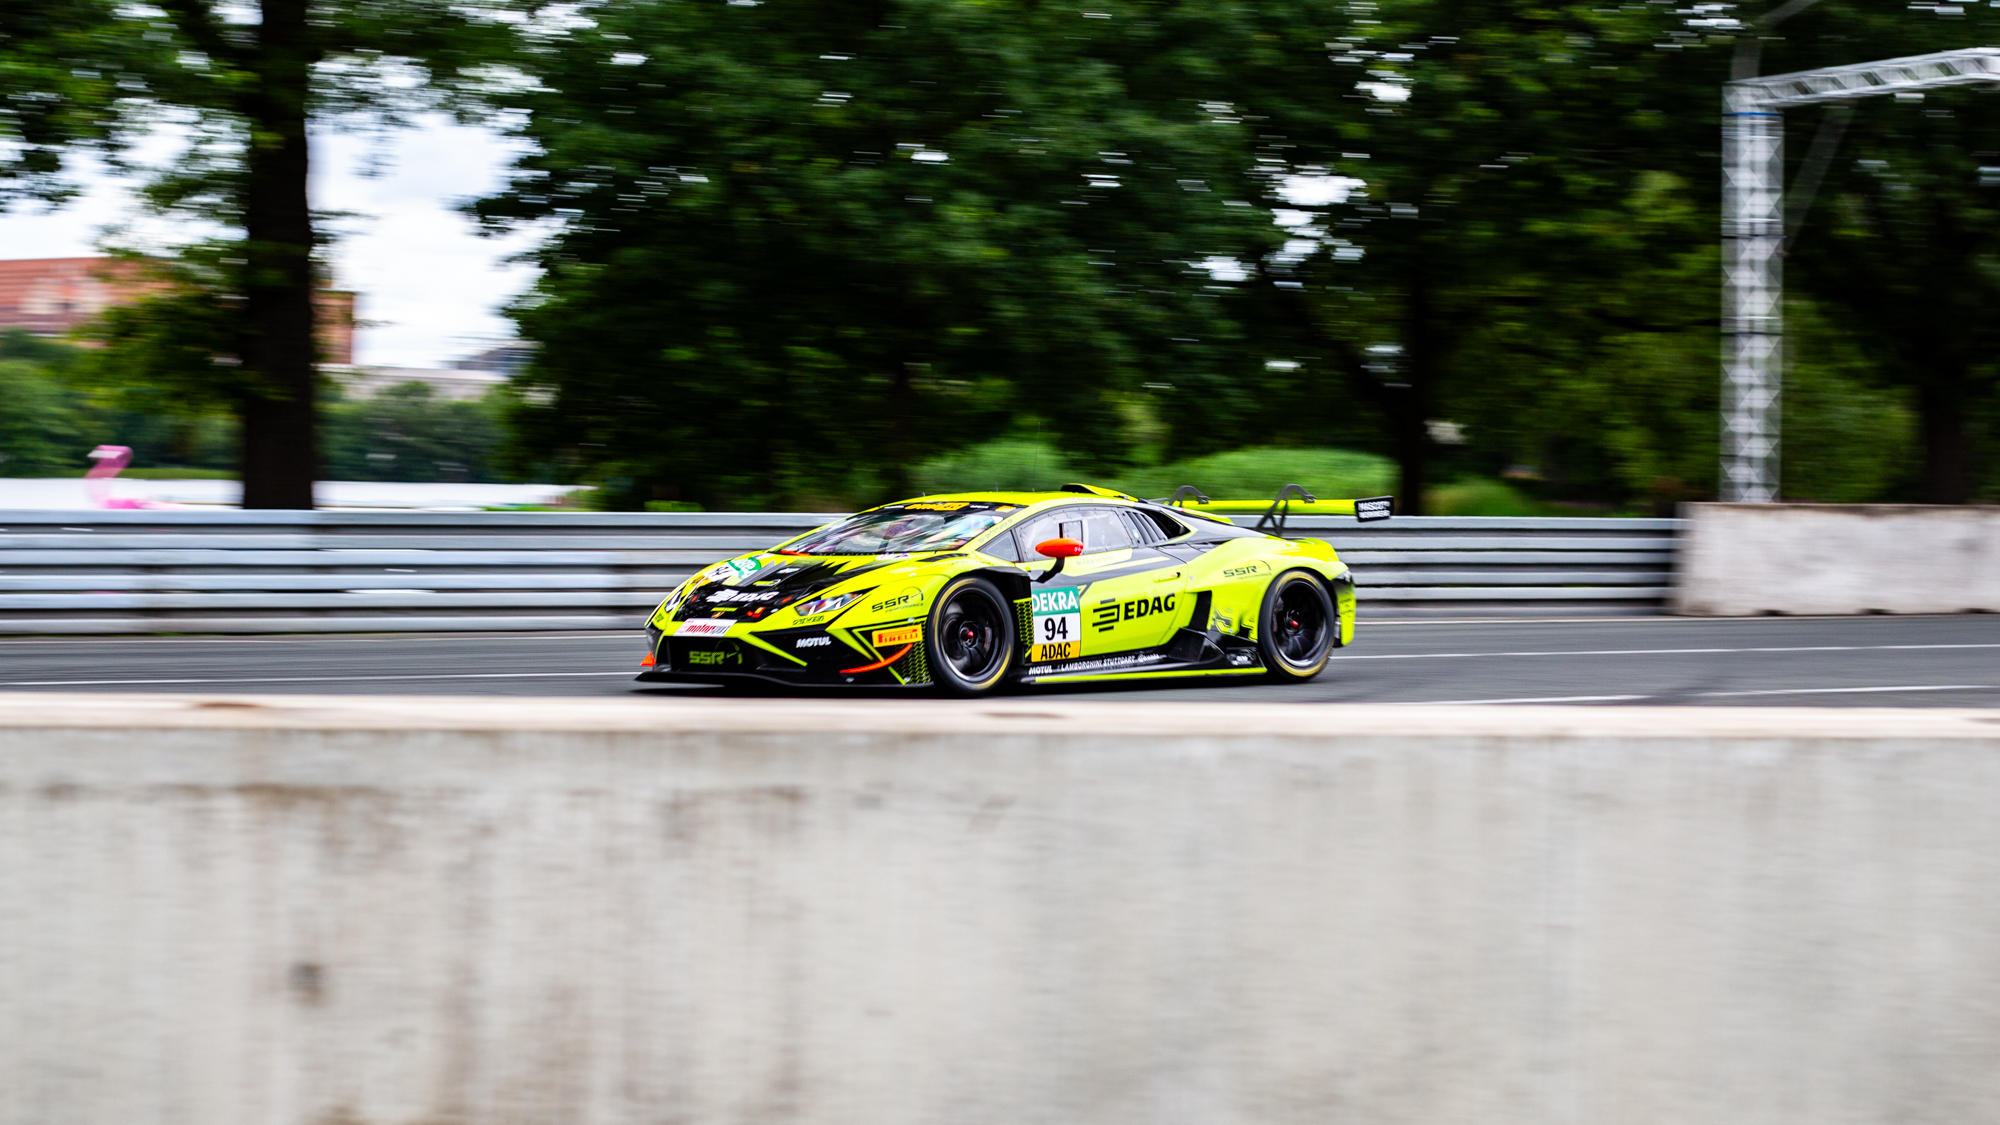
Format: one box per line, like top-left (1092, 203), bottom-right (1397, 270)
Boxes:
top-left (1029, 587), bottom-right (1081, 663)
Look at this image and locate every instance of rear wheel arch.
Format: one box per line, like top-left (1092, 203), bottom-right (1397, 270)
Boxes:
top-left (1257, 568), bottom-right (1337, 681)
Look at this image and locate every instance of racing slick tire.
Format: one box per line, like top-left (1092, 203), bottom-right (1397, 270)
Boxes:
top-left (1257, 569), bottom-right (1336, 682)
top-left (926, 575), bottom-right (1016, 696)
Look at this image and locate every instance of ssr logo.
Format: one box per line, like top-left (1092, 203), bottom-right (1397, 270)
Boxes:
top-left (869, 588), bottom-right (922, 613)
top-left (687, 649), bottom-right (743, 666)
top-left (1222, 562), bottom-right (1269, 578)
top-left (1091, 593), bottom-right (1177, 632)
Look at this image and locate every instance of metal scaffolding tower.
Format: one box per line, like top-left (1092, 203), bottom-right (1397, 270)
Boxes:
top-left (1720, 46), bottom-right (2000, 502)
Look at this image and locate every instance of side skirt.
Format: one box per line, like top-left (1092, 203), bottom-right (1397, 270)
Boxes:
top-left (1024, 664), bottom-right (1267, 686)
top-left (1017, 634), bottom-right (1264, 685)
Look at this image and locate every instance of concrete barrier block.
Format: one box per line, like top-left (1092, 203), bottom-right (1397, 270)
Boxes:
top-left (3, 695), bottom-right (2000, 1125)
top-left (1675, 502), bottom-right (2000, 615)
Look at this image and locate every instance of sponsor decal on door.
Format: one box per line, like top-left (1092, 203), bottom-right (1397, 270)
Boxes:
top-left (1030, 586), bottom-right (1081, 662)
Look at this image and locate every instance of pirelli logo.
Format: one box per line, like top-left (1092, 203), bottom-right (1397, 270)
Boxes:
top-left (872, 625), bottom-right (921, 647)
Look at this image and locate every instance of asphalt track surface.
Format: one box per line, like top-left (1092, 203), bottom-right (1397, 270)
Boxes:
top-left (1, 615), bottom-right (1998, 705)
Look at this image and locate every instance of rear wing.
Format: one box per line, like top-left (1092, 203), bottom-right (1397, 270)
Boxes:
top-left (1157, 484), bottom-right (1393, 535)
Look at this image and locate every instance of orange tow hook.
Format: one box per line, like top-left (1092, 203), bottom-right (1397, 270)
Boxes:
top-left (640, 651), bottom-right (656, 667)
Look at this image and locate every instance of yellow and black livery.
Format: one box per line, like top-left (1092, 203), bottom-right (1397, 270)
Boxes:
top-left (638, 483), bottom-right (1391, 696)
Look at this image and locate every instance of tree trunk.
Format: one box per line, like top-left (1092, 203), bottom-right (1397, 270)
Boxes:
top-left (1392, 268), bottom-right (1437, 516)
top-left (881, 356), bottom-right (914, 501)
top-left (1918, 381), bottom-right (1970, 505)
top-left (236, 0), bottom-right (318, 509)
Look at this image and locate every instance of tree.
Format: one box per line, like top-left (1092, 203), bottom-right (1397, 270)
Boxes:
top-left (1185, 0), bottom-right (1742, 512)
top-left (472, 0), bottom-right (1281, 509)
top-left (0, 331), bottom-right (83, 475)
top-left (322, 382), bottom-right (509, 482)
top-left (1765, 2), bottom-right (2000, 503)
top-left (2, 0), bottom-right (518, 506)
top-left (0, 0), bottom-right (157, 205)
top-left (1212, 0), bottom-right (1998, 509)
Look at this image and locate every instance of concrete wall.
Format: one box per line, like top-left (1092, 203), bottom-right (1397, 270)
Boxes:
top-left (1675, 502), bottom-right (2000, 615)
top-left (4, 694), bottom-right (2000, 1125)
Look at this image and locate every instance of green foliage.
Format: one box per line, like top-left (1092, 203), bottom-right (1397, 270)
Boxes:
top-left (1781, 299), bottom-right (1919, 503)
top-left (908, 439), bottom-right (1396, 503)
top-left (475, 0), bottom-right (1282, 510)
top-left (0, 0), bottom-right (165, 205)
top-left (0, 327), bottom-right (238, 475)
top-left (0, 358), bottom-right (81, 475)
top-left (912, 441), bottom-right (1080, 495)
top-left (19, 0), bottom-right (1998, 508)
top-left (1424, 479), bottom-right (1545, 517)
top-left (321, 383), bottom-right (511, 482)
top-left (1112, 447), bottom-right (1394, 502)
top-left (75, 252), bottom-right (249, 414)
top-left (1783, 35), bottom-right (2000, 500)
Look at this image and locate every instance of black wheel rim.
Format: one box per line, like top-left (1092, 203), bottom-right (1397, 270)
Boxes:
top-left (940, 587), bottom-right (1007, 682)
top-left (1273, 580), bottom-right (1330, 666)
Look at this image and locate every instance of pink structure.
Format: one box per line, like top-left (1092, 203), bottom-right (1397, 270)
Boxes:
top-left (84, 445), bottom-right (161, 510)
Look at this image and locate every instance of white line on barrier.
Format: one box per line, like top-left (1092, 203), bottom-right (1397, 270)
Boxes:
top-left (1411, 684), bottom-right (1996, 704)
top-left (0, 671), bottom-right (638, 686)
top-left (1396, 694), bottom-right (1654, 705)
top-left (1695, 684), bottom-right (1995, 698)
top-left (1339, 643), bottom-right (2000, 661)
top-left (1400, 692), bottom-right (1648, 700)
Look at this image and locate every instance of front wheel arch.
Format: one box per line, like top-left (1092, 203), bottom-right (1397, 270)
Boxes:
top-left (926, 575), bottom-right (1017, 696)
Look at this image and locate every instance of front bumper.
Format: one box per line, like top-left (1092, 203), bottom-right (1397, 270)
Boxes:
top-left (638, 622), bottom-right (933, 687)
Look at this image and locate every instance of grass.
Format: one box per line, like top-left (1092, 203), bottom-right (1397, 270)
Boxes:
top-left (110, 468), bottom-right (239, 480)
top-left (1111, 447), bottom-right (1394, 503)
top-left (1424, 478), bottom-right (1632, 517)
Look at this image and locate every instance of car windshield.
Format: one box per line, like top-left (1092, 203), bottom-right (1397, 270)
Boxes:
top-left (781, 504), bottom-right (1012, 555)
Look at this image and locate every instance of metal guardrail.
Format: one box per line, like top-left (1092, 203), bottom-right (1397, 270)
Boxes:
top-left (0, 510), bottom-right (1681, 633)
top-left (1279, 513), bottom-right (1681, 617)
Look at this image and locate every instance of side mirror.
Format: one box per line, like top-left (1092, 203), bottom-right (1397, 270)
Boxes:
top-left (1033, 537), bottom-right (1083, 583)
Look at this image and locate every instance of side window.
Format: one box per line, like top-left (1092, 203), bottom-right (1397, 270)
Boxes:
top-left (1009, 510), bottom-right (1075, 560)
top-left (1011, 506), bottom-right (1131, 557)
top-left (1075, 507), bottom-right (1134, 553)
top-left (980, 526), bottom-right (1026, 562)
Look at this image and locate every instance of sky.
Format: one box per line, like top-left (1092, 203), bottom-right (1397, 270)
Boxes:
top-left (0, 116), bottom-right (540, 369)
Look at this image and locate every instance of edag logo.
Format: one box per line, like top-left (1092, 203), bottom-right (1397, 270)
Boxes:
top-left (1091, 594), bottom-right (1176, 632)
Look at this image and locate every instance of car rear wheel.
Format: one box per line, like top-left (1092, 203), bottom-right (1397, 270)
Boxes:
top-left (927, 576), bottom-right (1015, 696)
top-left (1258, 570), bottom-right (1336, 681)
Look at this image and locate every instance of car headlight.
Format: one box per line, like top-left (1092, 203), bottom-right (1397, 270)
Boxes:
top-left (793, 591), bottom-right (862, 617)
top-left (657, 577), bottom-right (700, 620)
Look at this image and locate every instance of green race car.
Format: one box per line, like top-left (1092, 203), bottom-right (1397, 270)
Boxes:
top-left (637, 483), bottom-right (1392, 696)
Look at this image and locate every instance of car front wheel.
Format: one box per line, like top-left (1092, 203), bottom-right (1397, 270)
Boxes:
top-left (1257, 569), bottom-right (1336, 681)
top-left (927, 576), bottom-right (1016, 696)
